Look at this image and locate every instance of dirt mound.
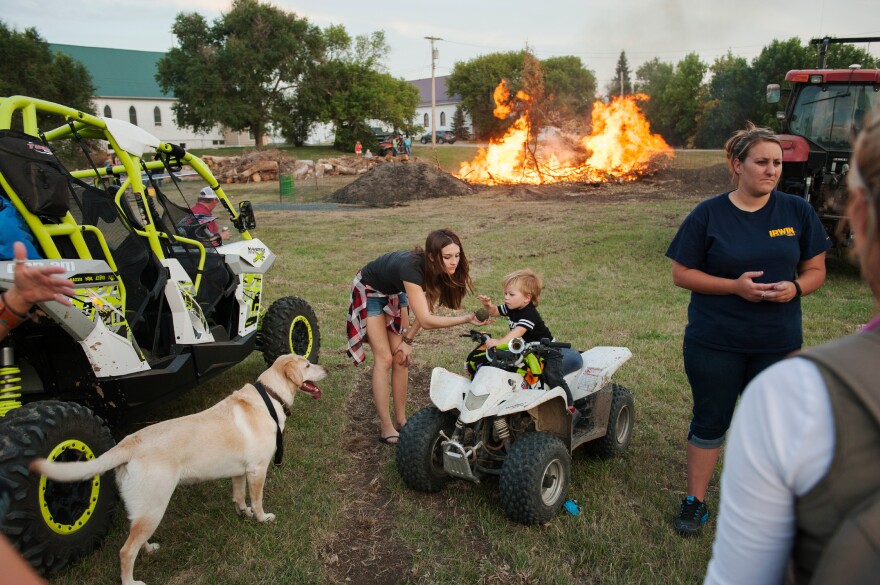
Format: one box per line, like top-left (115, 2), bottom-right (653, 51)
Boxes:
top-left (330, 160), bottom-right (473, 206)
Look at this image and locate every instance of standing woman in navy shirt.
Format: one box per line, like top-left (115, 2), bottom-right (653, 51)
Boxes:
top-left (665, 123), bottom-right (831, 537)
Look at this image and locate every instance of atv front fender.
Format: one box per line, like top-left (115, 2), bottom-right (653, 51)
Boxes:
top-left (430, 366), bottom-right (569, 425)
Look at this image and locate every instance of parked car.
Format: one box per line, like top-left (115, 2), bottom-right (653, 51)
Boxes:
top-left (420, 130), bottom-right (456, 144)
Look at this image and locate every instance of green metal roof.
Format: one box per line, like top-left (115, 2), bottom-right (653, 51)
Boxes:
top-left (50, 44), bottom-right (172, 99)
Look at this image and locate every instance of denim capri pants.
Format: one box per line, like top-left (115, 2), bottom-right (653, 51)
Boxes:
top-left (683, 336), bottom-right (790, 449)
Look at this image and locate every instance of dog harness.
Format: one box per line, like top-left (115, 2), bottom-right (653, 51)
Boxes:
top-left (254, 381), bottom-right (289, 466)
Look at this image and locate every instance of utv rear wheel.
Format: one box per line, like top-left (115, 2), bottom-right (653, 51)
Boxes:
top-left (591, 384), bottom-right (634, 457)
top-left (500, 432), bottom-right (570, 525)
top-left (0, 401), bottom-right (117, 576)
top-left (262, 296), bottom-right (321, 365)
top-left (396, 407), bottom-right (456, 493)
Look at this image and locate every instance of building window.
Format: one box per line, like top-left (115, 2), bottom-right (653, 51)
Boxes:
top-left (423, 113), bottom-right (429, 127)
top-left (153, 107), bottom-right (162, 127)
top-left (129, 106), bottom-right (137, 126)
top-left (440, 112), bottom-right (446, 126)
top-left (103, 105), bottom-right (112, 118)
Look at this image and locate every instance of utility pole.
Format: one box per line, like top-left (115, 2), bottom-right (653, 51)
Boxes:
top-left (425, 36), bottom-right (442, 147)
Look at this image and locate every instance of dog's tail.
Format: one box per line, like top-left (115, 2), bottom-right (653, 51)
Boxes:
top-left (29, 438), bottom-right (136, 482)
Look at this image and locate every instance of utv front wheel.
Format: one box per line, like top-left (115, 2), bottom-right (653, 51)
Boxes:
top-left (591, 384), bottom-right (634, 457)
top-left (262, 296), bottom-right (321, 365)
top-left (396, 407), bottom-right (456, 492)
top-left (500, 432), bottom-right (570, 525)
top-left (0, 401), bottom-right (117, 576)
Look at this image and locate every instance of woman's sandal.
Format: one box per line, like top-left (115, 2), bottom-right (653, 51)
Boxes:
top-left (378, 434), bottom-right (399, 445)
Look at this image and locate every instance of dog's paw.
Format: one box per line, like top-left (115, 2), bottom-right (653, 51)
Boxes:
top-left (237, 505), bottom-right (255, 518)
top-left (257, 512), bottom-right (276, 523)
top-left (143, 542), bottom-right (160, 555)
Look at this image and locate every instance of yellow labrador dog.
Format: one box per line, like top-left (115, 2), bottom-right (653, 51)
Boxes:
top-left (30, 354), bottom-right (326, 585)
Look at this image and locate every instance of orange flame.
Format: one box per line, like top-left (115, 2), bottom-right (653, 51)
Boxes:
top-left (457, 82), bottom-right (673, 185)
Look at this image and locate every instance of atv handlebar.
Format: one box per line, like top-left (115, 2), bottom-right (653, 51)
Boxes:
top-left (463, 330), bottom-right (571, 351)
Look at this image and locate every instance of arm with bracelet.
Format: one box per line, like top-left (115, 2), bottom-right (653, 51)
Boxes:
top-left (0, 242), bottom-right (75, 339)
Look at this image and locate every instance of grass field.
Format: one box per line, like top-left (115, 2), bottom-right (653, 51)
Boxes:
top-left (49, 153), bottom-right (871, 585)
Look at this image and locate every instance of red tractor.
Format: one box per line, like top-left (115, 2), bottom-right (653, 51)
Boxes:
top-left (767, 36), bottom-right (880, 246)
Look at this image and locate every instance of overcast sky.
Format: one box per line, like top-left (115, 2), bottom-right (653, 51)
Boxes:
top-left (7, 0), bottom-right (880, 90)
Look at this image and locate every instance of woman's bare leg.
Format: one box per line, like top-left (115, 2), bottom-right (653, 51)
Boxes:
top-left (366, 315), bottom-right (397, 440)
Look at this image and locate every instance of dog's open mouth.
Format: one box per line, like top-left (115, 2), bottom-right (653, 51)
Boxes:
top-left (299, 381), bottom-right (321, 399)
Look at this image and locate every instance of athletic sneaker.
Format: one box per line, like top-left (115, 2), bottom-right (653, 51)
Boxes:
top-left (674, 496), bottom-right (709, 536)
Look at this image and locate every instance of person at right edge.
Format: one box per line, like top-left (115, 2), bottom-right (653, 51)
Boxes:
top-left (704, 110), bottom-right (880, 585)
top-left (665, 122), bottom-right (831, 537)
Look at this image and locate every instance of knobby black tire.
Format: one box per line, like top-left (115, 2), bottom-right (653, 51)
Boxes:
top-left (500, 432), bottom-right (571, 525)
top-left (0, 401), bottom-right (117, 576)
top-left (591, 384), bottom-right (635, 458)
top-left (261, 296), bottom-right (321, 365)
top-left (396, 407), bottom-right (456, 493)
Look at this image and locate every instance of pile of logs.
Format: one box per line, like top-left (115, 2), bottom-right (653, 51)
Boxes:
top-left (199, 150), bottom-right (396, 184)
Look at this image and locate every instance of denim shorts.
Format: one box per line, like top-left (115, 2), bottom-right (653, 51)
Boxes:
top-left (683, 337), bottom-right (790, 448)
top-left (365, 292), bottom-right (408, 317)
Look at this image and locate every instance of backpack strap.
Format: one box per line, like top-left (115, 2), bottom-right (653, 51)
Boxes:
top-left (800, 327), bottom-right (880, 427)
top-left (795, 328), bottom-right (880, 584)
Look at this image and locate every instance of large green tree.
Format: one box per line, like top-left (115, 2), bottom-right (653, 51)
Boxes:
top-left (694, 52), bottom-right (758, 148)
top-left (448, 51), bottom-right (596, 140)
top-left (156, 0), bottom-right (324, 148)
top-left (0, 22), bottom-right (95, 115)
top-left (542, 56), bottom-right (597, 132)
top-left (634, 58), bottom-right (676, 140)
top-left (634, 54), bottom-right (706, 147)
top-left (447, 51), bottom-right (525, 140)
top-left (286, 25), bottom-right (418, 150)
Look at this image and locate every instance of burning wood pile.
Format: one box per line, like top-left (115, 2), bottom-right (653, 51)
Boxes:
top-left (199, 151), bottom-right (387, 184)
top-left (457, 63), bottom-right (673, 186)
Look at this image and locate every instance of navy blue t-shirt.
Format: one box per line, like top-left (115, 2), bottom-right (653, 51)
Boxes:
top-left (665, 190), bottom-right (831, 353)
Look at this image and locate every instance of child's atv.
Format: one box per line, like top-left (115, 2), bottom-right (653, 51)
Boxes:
top-left (0, 95), bottom-right (320, 575)
top-left (396, 331), bottom-right (634, 524)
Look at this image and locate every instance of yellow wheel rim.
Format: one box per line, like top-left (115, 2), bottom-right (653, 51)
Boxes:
top-left (289, 315), bottom-right (314, 358)
top-left (39, 439), bottom-right (101, 535)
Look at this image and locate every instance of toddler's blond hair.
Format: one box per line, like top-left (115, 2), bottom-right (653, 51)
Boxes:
top-left (503, 269), bottom-right (542, 307)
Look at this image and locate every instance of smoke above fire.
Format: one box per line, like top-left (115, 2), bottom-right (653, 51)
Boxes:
top-left (457, 79), bottom-right (673, 185)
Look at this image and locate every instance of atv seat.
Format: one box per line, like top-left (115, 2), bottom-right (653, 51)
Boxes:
top-left (562, 349), bottom-right (584, 376)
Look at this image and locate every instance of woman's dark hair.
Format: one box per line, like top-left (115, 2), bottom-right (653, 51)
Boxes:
top-left (414, 228), bottom-right (473, 310)
top-left (724, 122), bottom-right (782, 184)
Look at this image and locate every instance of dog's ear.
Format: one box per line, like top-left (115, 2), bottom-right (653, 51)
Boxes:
top-left (283, 356), bottom-right (304, 388)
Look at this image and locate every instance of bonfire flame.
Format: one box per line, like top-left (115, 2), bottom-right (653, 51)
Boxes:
top-left (457, 81), bottom-right (673, 185)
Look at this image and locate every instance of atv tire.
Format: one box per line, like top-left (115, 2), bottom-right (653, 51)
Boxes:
top-left (396, 407), bottom-right (456, 493)
top-left (590, 384), bottom-right (634, 458)
top-left (0, 401), bottom-right (117, 576)
top-left (500, 432), bottom-right (570, 525)
top-left (262, 296), bottom-right (321, 365)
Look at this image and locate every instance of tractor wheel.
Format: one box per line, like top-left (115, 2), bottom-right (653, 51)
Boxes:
top-left (0, 401), bottom-right (117, 576)
top-left (396, 407), bottom-right (456, 493)
top-left (500, 432), bottom-right (570, 525)
top-left (261, 296), bottom-right (321, 365)
top-left (590, 384), bottom-right (634, 458)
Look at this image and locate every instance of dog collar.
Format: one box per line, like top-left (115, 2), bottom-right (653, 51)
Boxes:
top-left (254, 381), bottom-right (286, 466)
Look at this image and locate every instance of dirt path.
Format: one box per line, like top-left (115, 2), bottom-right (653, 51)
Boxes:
top-left (320, 364), bottom-right (431, 585)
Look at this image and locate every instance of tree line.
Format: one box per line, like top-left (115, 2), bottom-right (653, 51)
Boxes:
top-left (449, 40), bottom-right (878, 148)
top-left (2, 2), bottom-right (877, 151)
top-left (0, 0), bottom-right (418, 153)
